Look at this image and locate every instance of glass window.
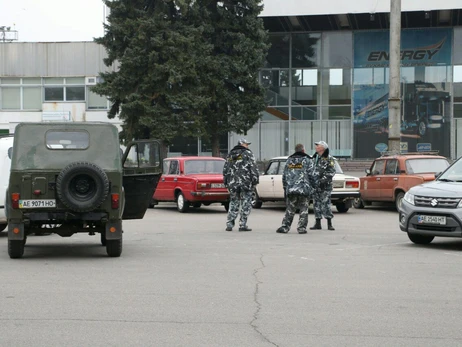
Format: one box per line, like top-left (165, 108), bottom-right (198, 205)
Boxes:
top-left (425, 66), bottom-right (450, 83)
top-left (260, 70), bottom-right (290, 106)
top-left (455, 104), bottom-right (462, 118)
top-left (44, 87), bottom-right (64, 101)
top-left (22, 78), bottom-right (41, 84)
top-left (385, 160), bottom-right (398, 175)
top-left (138, 142), bottom-right (160, 168)
top-left (168, 160), bottom-right (179, 175)
top-left (292, 69), bottom-right (318, 105)
top-left (184, 160), bottom-right (224, 174)
top-left (45, 131), bottom-right (89, 150)
top-left (23, 87), bottom-right (42, 109)
top-left (401, 67), bottom-right (415, 84)
top-left (455, 66), bottom-right (462, 83)
top-left (265, 161), bottom-right (279, 175)
top-left (454, 28), bottom-right (462, 65)
top-left (322, 106), bottom-right (351, 120)
top-left (1, 78), bottom-right (20, 84)
top-left (353, 68), bottom-right (373, 85)
top-left (1, 87), bottom-right (20, 109)
top-left (265, 34), bottom-right (290, 68)
top-left (371, 160), bottom-right (385, 175)
top-left (292, 106), bottom-right (319, 120)
top-left (322, 69), bottom-right (351, 105)
top-left (163, 160), bottom-right (170, 174)
top-left (277, 161), bottom-right (286, 174)
top-left (87, 88), bottom-right (108, 109)
top-left (66, 86), bottom-right (85, 101)
top-left (322, 32), bottom-right (353, 68)
top-left (292, 33), bottom-right (321, 68)
top-left (406, 158), bottom-right (449, 174)
top-left (44, 78), bottom-right (64, 85)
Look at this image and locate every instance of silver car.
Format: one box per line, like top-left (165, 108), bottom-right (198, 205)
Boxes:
top-left (399, 157), bottom-right (462, 244)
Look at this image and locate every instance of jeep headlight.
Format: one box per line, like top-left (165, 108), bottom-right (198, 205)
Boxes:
top-left (404, 192), bottom-right (415, 205)
top-left (457, 200), bottom-right (462, 208)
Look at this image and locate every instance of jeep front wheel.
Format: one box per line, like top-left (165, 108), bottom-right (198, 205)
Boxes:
top-left (106, 237), bottom-right (122, 257)
top-left (56, 162), bottom-right (109, 213)
top-left (8, 239), bottom-right (25, 259)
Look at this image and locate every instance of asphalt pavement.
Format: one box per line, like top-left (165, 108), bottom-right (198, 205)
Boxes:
top-left (1, 203), bottom-right (462, 347)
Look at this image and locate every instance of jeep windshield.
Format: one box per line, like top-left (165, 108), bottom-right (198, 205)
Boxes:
top-left (184, 160), bottom-right (224, 175)
top-left (405, 158), bottom-right (449, 174)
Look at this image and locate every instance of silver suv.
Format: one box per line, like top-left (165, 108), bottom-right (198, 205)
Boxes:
top-left (399, 157), bottom-right (462, 245)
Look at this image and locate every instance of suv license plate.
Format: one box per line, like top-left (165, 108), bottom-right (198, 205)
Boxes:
top-left (417, 215), bottom-right (446, 225)
top-left (211, 183), bottom-right (225, 188)
top-left (19, 199), bottom-right (56, 208)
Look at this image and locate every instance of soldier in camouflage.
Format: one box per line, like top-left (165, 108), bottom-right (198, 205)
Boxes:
top-left (223, 139), bottom-right (259, 232)
top-left (276, 144), bottom-right (315, 234)
top-left (310, 141), bottom-right (336, 231)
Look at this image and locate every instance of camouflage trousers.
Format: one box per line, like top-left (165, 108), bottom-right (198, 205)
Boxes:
top-left (313, 190), bottom-right (333, 219)
top-left (226, 189), bottom-right (253, 228)
top-left (280, 194), bottom-right (310, 232)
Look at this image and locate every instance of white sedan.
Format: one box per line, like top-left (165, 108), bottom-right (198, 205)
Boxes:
top-left (253, 156), bottom-right (360, 213)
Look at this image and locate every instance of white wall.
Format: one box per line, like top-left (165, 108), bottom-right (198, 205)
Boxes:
top-left (261, 0), bottom-right (462, 17)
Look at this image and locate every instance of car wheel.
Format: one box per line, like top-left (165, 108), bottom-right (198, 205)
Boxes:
top-left (106, 237), bottom-right (122, 257)
top-left (353, 198), bottom-right (365, 209)
top-left (395, 192), bottom-right (405, 211)
top-left (101, 233), bottom-right (107, 246)
top-left (223, 202), bottom-right (229, 212)
top-left (8, 239), bottom-right (25, 259)
top-left (252, 190), bottom-right (263, 209)
top-left (56, 161), bottom-right (110, 213)
top-left (0, 223), bottom-right (7, 232)
top-left (176, 192), bottom-right (190, 213)
top-left (336, 203), bottom-right (349, 213)
top-left (407, 233), bottom-right (434, 245)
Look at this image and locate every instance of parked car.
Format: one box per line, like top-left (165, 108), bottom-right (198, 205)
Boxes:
top-left (0, 135), bottom-right (13, 232)
top-left (253, 156), bottom-right (360, 213)
top-left (399, 156), bottom-right (462, 245)
top-left (354, 152), bottom-right (450, 211)
top-left (152, 156), bottom-right (229, 212)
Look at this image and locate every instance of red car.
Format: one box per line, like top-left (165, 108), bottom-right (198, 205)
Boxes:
top-left (152, 156), bottom-right (229, 212)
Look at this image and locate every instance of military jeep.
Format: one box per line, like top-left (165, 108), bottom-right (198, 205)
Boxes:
top-left (6, 122), bottom-right (162, 259)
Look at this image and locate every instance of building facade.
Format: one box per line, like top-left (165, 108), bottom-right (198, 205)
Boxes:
top-left (1, 2), bottom-right (462, 160)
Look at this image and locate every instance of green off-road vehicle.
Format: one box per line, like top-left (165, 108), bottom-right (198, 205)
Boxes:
top-left (6, 122), bottom-right (162, 259)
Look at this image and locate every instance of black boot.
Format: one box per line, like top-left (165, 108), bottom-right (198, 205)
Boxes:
top-left (327, 219), bottom-right (335, 231)
top-left (310, 219), bottom-right (321, 230)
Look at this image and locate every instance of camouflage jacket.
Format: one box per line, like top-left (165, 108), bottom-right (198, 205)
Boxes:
top-left (282, 152), bottom-right (315, 196)
top-left (312, 148), bottom-right (336, 191)
top-left (223, 145), bottom-right (259, 192)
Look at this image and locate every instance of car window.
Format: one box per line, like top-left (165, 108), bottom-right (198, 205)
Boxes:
top-left (406, 158), bottom-right (449, 174)
top-left (265, 161), bottom-right (279, 175)
top-left (184, 160), bottom-right (225, 174)
top-left (371, 160), bottom-right (385, 175)
top-left (168, 160), bottom-right (179, 175)
top-left (163, 160), bottom-right (170, 174)
top-left (384, 159), bottom-right (398, 175)
top-left (277, 160), bottom-right (286, 175)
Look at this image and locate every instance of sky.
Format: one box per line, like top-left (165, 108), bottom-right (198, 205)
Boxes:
top-left (0, 0), bottom-right (106, 42)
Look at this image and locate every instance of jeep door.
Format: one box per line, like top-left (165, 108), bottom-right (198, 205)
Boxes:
top-left (122, 140), bottom-right (162, 219)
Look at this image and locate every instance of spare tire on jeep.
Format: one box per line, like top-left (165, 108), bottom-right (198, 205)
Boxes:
top-left (56, 161), bottom-right (110, 212)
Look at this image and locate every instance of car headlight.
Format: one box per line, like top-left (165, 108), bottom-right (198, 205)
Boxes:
top-left (457, 200), bottom-right (462, 208)
top-left (403, 192), bottom-right (415, 205)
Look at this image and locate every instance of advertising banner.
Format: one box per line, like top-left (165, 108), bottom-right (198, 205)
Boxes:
top-left (353, 28), bottom-right (452, 158)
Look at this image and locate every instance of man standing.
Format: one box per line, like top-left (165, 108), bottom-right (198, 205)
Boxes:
top-left (223, 139), bottom-right (259, 232)
top-left (276, 144), bottom-right (314, 234)
top-left (310, 141), bottom-right (336, 231)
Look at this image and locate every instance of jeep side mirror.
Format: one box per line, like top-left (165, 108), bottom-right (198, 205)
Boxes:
top-left (365, 169), bottom-right (371, 176)
top-left (7, 147), bottom-right (12, 160)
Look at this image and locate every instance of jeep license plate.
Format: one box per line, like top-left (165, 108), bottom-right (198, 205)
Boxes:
top-left (211, 183), bottom-right (225, 188)
top-left (417, 215), bottom-right (446, 225)
top-left (19, 199), bottom-right (56, 208)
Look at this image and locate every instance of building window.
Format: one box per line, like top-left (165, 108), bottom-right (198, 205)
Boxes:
top-left (43, 77), bottom-right (85, 102)
top-left (0, 78), bottom-right (42, 110)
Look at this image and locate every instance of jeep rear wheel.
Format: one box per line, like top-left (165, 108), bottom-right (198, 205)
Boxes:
top-left (8, 240), bottom-right (25, 259)
top-left (57, 162), bottom-right (110, 213)
top-left (106, 237), bottom-right (122, 257)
